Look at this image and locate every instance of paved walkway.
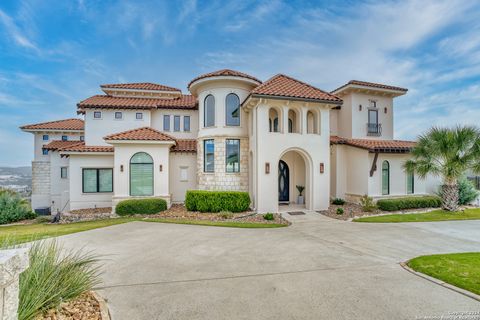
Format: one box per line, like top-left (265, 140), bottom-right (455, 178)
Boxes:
top-left (57, 214), bottom-right (480, 320)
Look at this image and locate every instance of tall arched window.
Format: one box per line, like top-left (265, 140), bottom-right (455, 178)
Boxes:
top-left (204, 95), bottom-right (215, 127)
top-left (288, 109), bottom-right (298, 133)
top-left (225, 93), bottom-right (240, 126)
top-left (130, 152), bottom-right (153, 196)
top-left (382, 160), bottom-right (390, 195)
top-left (307, 110), bottom-right (318, 134)
top-left (269, 108), bottom-right (279, 132)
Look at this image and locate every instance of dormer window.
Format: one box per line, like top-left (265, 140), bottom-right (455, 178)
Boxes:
top-left (115, 112), bottom-right (123, 120)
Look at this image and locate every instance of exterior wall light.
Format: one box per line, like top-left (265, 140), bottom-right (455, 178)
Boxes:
top-left (384, 107), bottom-right (388, 114)
top-left (265, 162), bottom-right (270, 174)
top-left (359, 105), bottom-right (362, 111)
top-left (320, 162), bottom-right (324, 174)
top-left (120, 165), bottom-right (124, 172)
top-left (159, 164), bottom-right (163, 172)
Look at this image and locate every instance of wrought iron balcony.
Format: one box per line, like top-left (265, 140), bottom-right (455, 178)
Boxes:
top-left (367, 123), bottom-right (382, 136)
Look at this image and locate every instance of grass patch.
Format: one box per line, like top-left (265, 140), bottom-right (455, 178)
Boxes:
top-left (144, 218), bottom-right (287, 228)
top-left (407, 252), bottom-right (480, 295)
top-left (353, 208), bottom-right (480, 223)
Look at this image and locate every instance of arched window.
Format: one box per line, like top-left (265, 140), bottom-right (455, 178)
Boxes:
top-left (130, 152), bottom-right (153, 196)
top-left (382, 161), bottom-right (390, 195)
top-left (225, 93), bottom-right (240, 126)
top-left (269, 108), bottom-right (279, 132)
top-left (204, 95), bottom-right (215, 127)
top-left (307, 110), bottom-right (318, 134)
top-left (288, 109), bottom-right (298, 133)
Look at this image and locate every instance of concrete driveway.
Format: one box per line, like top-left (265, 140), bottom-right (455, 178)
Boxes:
top-left (58, 213), bottom-right (480, 320)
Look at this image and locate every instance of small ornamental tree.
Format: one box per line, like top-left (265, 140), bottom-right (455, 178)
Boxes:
top-left (404, 126), bottom-right (480, 211)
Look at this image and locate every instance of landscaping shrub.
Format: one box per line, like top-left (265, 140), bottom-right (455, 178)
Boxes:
top-left (336, 207), bottom-right (344, 215)
top-left (360, 195), bottom-right (376, 212)
top-left (115, 198), bottom-right (167, 215)
top-left (332, 198), bottom-right (345, 205)
top-left (185, 190), bottom-right (250, 213)
top-left (0, 188), bottom-right (36, 224)
top-left (458, 177), bottom-right (479, 205)
top-left (18, 240), bottom-right (101, 320)
top-left (376, 196), bottom-right (442, 211)
top-left (219, 211), bottom-right (234, 219)
top-left (263, 213), bottom-right (274, 220)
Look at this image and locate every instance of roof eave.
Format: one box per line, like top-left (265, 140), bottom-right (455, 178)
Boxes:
top-left (250, 93), bottom-right (343, 106)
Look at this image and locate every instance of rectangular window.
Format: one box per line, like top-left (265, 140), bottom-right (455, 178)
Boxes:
top-left (174, 115), bottom-right (181, 131)
top-left (204, 139), bottom-right (214, 172)
top-left (42, 149), bottom-right (48, 155)
top-left (82, 168), bottom-right (113, 193)
top-left (61, 167), bottom-right (68, 179)
top-left (94, 111), bottom-right (102, 119)
top-left (163, 115), bottom-right (170, 131)
top-left (62, 135), bottom-right (68, 141)
top-left (180, 167), bottom-right (188, 181)
top-left (368, 109), bottom-right (378, 125)
top-left (80, 136), bottom-right (84, 141)
top-left (42, 135), bottom-right (49, 141)
top-left (136, 112), bottom-right (143, 120)
top-left (226, 139), bottom-right (240, 173)
top-left (407, 172), bottom-right (414, 194)
top-left (184, 116), bottom-right (190, 131)
top-left (115, 112), bottom-right (123, 119)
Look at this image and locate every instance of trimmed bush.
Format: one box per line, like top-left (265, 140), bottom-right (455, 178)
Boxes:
top-left (0, 188), bottom-right (36, 224)
top-left (377, 196), bottom-right (442, 211)
top-left (185, 190), bottom-right (250, 213)
top-left (332, 198), bottom-right (345, 205)
top-left (458, 177), bottom-right (479, 205)
top-left (360, 195), bottom-right (376, 212)
top-left (336, 207), bottom-right (344, 215)
top-left (115, 198), bottom-right (167, 216)
top-left (263, 213), bottom-right (274, 220)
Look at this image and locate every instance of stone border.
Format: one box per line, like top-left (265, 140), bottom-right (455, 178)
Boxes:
top-left (90, 291), bottom-right (111, 320)
top-left (400, 262), bottom-right (480, 302)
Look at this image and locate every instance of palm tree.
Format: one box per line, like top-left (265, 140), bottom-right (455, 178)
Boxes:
top-left (404, 126), bottom-right (480, 211)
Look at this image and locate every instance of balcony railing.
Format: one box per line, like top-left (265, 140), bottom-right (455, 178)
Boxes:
top-left (367, 123), bottom-right (382, 136)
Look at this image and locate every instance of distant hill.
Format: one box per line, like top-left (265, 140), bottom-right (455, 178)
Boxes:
top-left (0, 166), bottom-right (32, 189)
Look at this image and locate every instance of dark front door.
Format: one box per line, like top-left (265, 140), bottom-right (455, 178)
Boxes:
top-left (278, 160), bottom-right (289, 202)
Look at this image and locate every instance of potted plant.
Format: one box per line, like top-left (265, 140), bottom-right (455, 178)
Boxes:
top-left (296, 185), bottom-right (305, 204)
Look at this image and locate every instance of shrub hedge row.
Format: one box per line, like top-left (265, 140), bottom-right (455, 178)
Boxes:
top-left (376, 196), bottom-right (442, 211)
top-left (0, 188), bottom-right (36, 224)
top-left (185, 190), bottom-right (250, 213)
top-left (115, 198), bottom-right (167, 216)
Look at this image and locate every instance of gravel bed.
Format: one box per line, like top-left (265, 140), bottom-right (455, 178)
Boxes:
top-left (37, 291), bottom-right (102, 320)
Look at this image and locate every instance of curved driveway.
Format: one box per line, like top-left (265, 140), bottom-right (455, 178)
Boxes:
top-left (58, 213), bottom-right (480, 319)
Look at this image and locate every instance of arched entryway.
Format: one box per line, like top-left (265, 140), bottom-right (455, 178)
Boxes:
top-left (278, 149), bottom-right (310, 209)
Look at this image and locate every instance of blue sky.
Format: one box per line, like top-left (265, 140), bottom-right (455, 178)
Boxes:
top-left (1, 0), bottom-right (480, 166)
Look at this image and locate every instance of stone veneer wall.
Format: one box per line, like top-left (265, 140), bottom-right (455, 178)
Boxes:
top-left (32, 161), bottom-right (50, 195)
top-left (197, 137), bottom-right (249, 191)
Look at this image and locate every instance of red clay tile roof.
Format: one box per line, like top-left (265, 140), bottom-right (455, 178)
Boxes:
top-left (331, 136), bottom-right (415, 153)
top-left (60, 143), bottom-right (114, 153)
top-left (20, 118), bottom-right (84, 131)
top-left (77, 95), bottom-right (197, 112)
top-left (101, 82), bottom-right (180, 92)
top-left (251, 74), bottom-right (342, 103)
top-left (43, 140), bottom-right (84, 151)
top-left (104, 127), bottom-right (175, 142)
top-left (172, 139), bottom-right (197, 153)
top-left (188, 69), bottom-right (261, 89)
top-left (332, 80), bottom-right (408, 94)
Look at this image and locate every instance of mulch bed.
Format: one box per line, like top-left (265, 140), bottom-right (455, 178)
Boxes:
top-left (37, 292), bottom-right (102, 320)
top-left (318, 203), bottom-right (380, 220)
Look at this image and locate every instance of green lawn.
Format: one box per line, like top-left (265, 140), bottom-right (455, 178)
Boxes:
top-left (0, 217), bottom-right (287, 245)
top-left (408, 253), bottom-right (480, 295)
top-left (353, 208), bottom-right (480, 223)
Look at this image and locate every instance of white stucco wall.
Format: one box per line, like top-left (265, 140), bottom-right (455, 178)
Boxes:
top-left (49, 152), bottom-right (70, 213)
top-left (84, 109), bottom-right (152, 145)
top-left (69, 154), bottom-right (114, 210)
top-left (169, 152), bottom-right (197, 202)
top-left (33, 132), bottom-right (83, 161)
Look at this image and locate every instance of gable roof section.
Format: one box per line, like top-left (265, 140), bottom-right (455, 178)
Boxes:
top-left (104, 127), bottom-right (175, 142)
top-left (43, 140), bottom-right (84, 151)
top-left (251, 74), bottom-right (342, 104)
top-left (77, 95), bottom-right (197, 113)
top-left (331, 136), bottom-right (415, 153)
top-left (188, 69), bottom-right (261, 89)
top-left (172, 139), bottom-right (196, 153)
top-left (332, 80), bottom-right (408, 94)
top-left (100, 82), bottom-right (180, 92)
top-left (20, 118), bottom-right (84, 131)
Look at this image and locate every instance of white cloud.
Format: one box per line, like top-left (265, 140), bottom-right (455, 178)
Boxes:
top-left (0, 8), bottom-right (38, 51)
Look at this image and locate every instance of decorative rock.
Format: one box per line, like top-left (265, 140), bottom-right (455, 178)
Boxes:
top-left (0, 248), bottom-right (29, 320)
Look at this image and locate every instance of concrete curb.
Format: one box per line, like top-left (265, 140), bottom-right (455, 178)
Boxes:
top-left (91, 290), bottom-right (111, 320)
top-left (400, 262), bottom-right (480, 302)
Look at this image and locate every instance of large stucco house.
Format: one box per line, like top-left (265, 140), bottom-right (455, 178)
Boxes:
top-left (21, 69), bottom-right (433, 214)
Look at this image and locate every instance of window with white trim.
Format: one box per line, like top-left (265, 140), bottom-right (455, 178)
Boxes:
top-left (115, 112), bottom-right (123, 119)
top-left (94, 111), bottom-right (102, 119)
top-left (82, 168), bottom-right (113, 193)
top-left (163, 115), bottom-right (170, 131)
top-left (61, 167), bottom-right (68, 179)
top-left (174, 115), bottom-right (181, 131)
